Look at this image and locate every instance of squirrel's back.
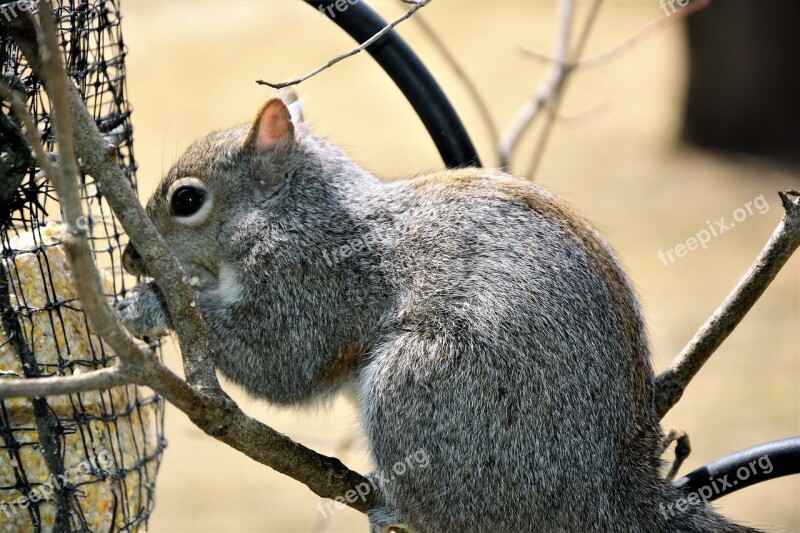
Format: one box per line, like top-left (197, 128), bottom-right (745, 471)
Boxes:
top-left (359, 169), bottom-right (756, 532)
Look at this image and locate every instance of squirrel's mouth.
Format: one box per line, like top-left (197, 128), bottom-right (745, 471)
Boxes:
top-left (122, 242), bottom-right (148, 277)
top-left (186, 262), bottom-right (218, 292)
top-left (122, 243), bottom-right (219, 292)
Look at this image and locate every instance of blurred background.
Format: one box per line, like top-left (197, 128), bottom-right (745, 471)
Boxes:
top-left (118, 1), bottom-right (799, 531)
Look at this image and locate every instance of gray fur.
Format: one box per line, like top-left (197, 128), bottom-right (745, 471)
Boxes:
top-left (118, 95), bottom-right (762, 532)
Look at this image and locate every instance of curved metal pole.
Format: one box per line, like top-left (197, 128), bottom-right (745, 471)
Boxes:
top-left (304, 0), bottom-right (481, 169)
top-left (674, 436), bottom-right (800, 501)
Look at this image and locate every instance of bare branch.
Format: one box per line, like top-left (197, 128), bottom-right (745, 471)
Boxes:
top-left (516, 46), bottom-right (559, 66)
top-left (513, 0), bottom-right (710, 177)
top-left (655, 191), bottom-right (800, 418)
top-left (5, 8), bottom-right (219, 391)
top-left (1, 4), bottom-right (159, 393)
top-left (0, 367), bottom-right (129, 398)
top-left (31, 0), bottom-right (155, 375)
top-left (404, 0), bottom-right (499, 164)
top-left (4, 99), bottom-right (169, 384)
top-left (0, 84), bottom-right (51, 175)
top-left (526, 0), bottom-right (602, 178)
top-left (545, 98), bottom-right (612, 126)
top-left (0, 78), bottom-right (145, 396)
top-left (498, 0), bottom-right (576, 170)
top-left (2, 6), bottom-right (384, 514)
top-left (257, 0), bottom-right (433, 89)
top-left (518, 0), bottom-right (711, 69)
top-left (579, 0), bottom-right (711, 69)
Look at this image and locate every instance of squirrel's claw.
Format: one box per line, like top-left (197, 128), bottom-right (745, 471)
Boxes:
top-left (117, 282), bottom-right (172, 338)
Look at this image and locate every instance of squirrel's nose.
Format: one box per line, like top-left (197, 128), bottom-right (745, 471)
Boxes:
top-left (122, 243), bottom-right (145, 276)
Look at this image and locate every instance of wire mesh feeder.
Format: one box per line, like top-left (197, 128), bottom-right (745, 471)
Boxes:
top-left (0, 1), bottom-right (166, 531)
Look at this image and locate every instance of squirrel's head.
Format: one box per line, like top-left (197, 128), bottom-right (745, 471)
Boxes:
top-left (122, 90), bottom-right (304, 284)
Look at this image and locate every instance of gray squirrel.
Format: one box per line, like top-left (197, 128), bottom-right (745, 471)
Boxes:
top-left (118, 92), bottom-right (760, 532)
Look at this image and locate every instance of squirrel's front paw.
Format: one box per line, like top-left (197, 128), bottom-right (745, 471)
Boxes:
top-left (116, 282), bottom-right (172, 338)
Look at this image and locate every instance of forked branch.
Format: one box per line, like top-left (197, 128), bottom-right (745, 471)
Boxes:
top-left (498, 0), bottom-right (608, 174)
top-left (401, 0), bottom-right (500, 165)
top-left (0, 2), bottom-right (382, 515)
top-left (655, 191), bottom-right (800, 418)
top-left (504, 0), bottom-right (710, 176)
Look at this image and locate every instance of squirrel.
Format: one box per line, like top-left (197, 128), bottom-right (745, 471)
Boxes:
top-left (118, 92), bottom-right (760, 533)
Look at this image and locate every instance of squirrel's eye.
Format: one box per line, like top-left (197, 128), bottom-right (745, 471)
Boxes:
top-left (165, 177), bottom-right (212, 225)
top-left (170, 186), bottom-right (205, 217)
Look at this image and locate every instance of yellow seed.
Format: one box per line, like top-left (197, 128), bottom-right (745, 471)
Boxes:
top-left (1, 223), bottom-right (160, 531)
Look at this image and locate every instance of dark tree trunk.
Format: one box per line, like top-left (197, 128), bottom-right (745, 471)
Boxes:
top-left (682, 0), bottom-right (800, 167)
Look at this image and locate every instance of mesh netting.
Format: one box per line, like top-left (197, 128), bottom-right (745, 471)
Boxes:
top-left (0, 1), bottom-right (166, 531)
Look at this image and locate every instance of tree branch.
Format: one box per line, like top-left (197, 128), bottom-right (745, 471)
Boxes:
top-left (578, 0), bottom-right (710, 69)
top-left (33, 0), bottom-right (157, 374)
top-left (510, 0), bottom-right (710, 177)
top-left (1, 6), bottom-right (160, 393)
top-left (0, 366), bottom-right (129, 398)
top-left (5, 6), bottom-right (219, 391)
top-left (257, 0), bottom-right (433, 89)
top-left (655, 190), bottom-right (800, 418)
top-left (0, 81), bottom-right (139, 397)
top-left (498, 0), bottom-right (577, 170)
top-left (525, 0), bottom-right (602, 178)
top-left (1, 3), bottom-right (383, 515)
top-left (402, 0), bottom-right (499, 165)
top-left (518, 0), bottom-right (711, 70)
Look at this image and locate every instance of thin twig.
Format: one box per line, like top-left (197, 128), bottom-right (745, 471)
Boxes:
top-left (579, 0), bottom-right (711, 69)
top-left (545, 98), bottom-right (612, 126)
top-left (516, 46), bottom-right (557, 66)
top-left (257, 0), bottom-right (433, 89)
top-left (655, 191), bottom-right (800, 418)
top-left (513, 0), bottom-right (710, 177)
top-left (404, 0), bottom-right (499, 164)
top-left (662, 430), bottom-right (691, 481)
top-left (498, 0), bottom-right (575, 170)
top-left (517, 0), bottom-right (711, 69)
top-left (526, 0), bottom-right (603, 178)
top-left (0, 82), bottom-right (51, 174)
top-left (0, 367), bottom-right (129, 398)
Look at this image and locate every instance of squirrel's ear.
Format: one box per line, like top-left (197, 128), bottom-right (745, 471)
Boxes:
top-left (243, 97), bottom-right (295, 153)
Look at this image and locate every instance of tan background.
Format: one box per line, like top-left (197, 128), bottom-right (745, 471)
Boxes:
top-left (119, 1), bottom-right (799, 531)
